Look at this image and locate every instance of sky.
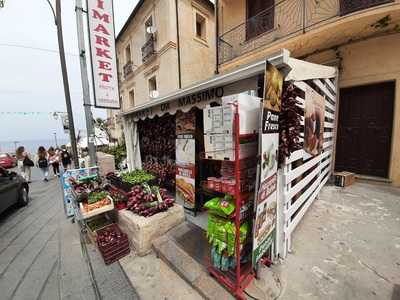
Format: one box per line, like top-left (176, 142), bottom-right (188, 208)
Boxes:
top-left (0, 0), bottom-right (138, 143)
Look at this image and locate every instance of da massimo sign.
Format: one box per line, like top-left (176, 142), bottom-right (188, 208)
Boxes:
top-left (87, 0), bottom-right (120, 109)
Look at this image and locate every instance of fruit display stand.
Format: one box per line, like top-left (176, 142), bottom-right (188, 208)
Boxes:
top-left (105, 170), bottom-right (185, 256)
top-left (202, 102), bottom-right (258, 299)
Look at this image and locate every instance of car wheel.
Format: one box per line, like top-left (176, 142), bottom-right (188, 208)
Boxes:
top-left (18, 186), bottom-right (29, 207)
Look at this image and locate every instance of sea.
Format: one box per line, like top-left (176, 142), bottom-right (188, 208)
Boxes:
top-left (0, 139), bottom-right (70, 154)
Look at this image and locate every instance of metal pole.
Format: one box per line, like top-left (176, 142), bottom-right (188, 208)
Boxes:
top-left (55, 0), bottom-right (79, 168)
top-left (75, 0), bottom-right (97, 166)
top-left (54, 132), bottom-right (58, 147)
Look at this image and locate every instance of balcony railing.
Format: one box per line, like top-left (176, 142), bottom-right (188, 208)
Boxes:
top-left (141, 36), bottom-right (156, 63)
top-left (123, 61), bottom-right (134, 79)
top-left (218, 0), bottom-right (394, 64)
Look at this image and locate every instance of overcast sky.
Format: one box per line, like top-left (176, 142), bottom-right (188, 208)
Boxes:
top-left (0, 0), bottom-right (138, 142)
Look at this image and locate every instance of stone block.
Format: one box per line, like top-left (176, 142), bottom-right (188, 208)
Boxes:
top-left (118, 205), bottom-right (185, 256)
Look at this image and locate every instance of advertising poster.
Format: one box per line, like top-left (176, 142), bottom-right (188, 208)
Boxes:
top-left (304, 86), bottom-right (325, 156)
top-left (176, 138), bottom-right (196, 208)
top-left (176, 110), bottom-right (196, 135)
top-left (61, 167), bottom-right (99, 217)
top-left (252, 62), bottom-right (283, 266)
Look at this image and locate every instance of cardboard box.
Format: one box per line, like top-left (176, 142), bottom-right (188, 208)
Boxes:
top-left (205, 142), bottom-right (258, 161)
top-left (334, 171), bottom-right (355, 187)
top-left (222, 93), bottom-right (261, 135)
top-left (204, 93), bottom-right (261, 136)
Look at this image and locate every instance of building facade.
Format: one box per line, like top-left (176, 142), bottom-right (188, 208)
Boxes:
top-left (216, 0), bottom-right (400, 186)
top-left (116, 0), bottom-right (215, 113)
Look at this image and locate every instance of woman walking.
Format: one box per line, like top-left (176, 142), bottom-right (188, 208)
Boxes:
top-left (16, 146), bottom-right (33, 183)
top-left (48, 147), bottom-right (60, 177)
top-left (37, 146), bottom-right (49, 182)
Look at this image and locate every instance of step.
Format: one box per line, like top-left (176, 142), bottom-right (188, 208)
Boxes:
top-left (152, 222), bottom-right (234, 300)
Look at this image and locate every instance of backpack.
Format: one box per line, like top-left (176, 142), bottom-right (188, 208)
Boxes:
top-left (38, 157), bottom-right (48, 168)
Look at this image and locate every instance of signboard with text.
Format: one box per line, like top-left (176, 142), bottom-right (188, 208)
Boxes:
top-left (176, 138), bottom-right (196, 208)
top-left (87, 0), bottom-right (120, 109)
top-left (252, 62), bottom-right (283, 266)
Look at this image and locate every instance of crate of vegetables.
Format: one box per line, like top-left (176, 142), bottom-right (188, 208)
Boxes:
top-left (80, 190), bottom-right (114, 219)
top-left (96, 224), bottom-right (130, 264)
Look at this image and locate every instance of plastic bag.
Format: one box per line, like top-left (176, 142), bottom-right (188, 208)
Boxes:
top-left (204, 195), bottom-right (235, 217)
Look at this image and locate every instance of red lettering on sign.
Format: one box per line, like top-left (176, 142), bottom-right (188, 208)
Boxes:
top-left (96, 47), bottom-right (112, 59)
top-left (94, 24), bottom-right (110, 35)
top-left (95, 35), bottom-right (110, 47)
top-left (96, 0), bottom-right (104, 9)
top-left (98, 61), bottom-right (112, 70)
top-left (92, 9), bottom-right (110, 23)
top-left (99, 73), bottom-right (112, 82)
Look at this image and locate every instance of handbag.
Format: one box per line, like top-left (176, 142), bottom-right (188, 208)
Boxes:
top-left (23, 157), bottom-right (34, 167)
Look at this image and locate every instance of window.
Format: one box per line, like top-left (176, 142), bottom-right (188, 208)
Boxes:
top-left (246, 0), bottom-right (274, 40)
top-left (125, 44), bottom-right (131, 63)
top-left (195, 13), bottom-right (206, 41)
top-left (145, 16), bottom-right (153, 41)
top-left (148, 76), bottom-right (157, 98)
top-left (129, 89), bottom-right (135, 107)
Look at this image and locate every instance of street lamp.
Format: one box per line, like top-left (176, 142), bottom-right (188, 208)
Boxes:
top-left (44, 0), bottom-right (79, 168)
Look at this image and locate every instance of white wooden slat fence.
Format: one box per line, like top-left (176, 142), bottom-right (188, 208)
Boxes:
top-left (276, 75), bottom-right (338, 258)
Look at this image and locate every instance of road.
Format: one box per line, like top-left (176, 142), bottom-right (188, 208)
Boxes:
top-left (0, 168), bottom-right (138, 300)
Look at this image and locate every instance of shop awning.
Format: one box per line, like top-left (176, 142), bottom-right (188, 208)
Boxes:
top-left (121, 49), bottom-right (336, 122)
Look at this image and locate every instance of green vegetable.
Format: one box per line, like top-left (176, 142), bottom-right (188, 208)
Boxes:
top-left (88, 191), bottom-right (109, 204)
top-left (120, 170), bottom-right (155, 185)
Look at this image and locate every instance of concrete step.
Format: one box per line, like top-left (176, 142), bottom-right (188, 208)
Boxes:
top-left (152, 222), bottom-right (235, 300)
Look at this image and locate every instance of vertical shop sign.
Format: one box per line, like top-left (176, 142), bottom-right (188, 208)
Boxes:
top-left (304, 86), bottom-right (325, 156)
top-left (176, 111), bottom-right (196, 209)
top-left (87, 0), bottom-right (120, 109)
top-left (176, 139), bottom-right (196, 208)
top-left (252, 62), bottom-right (283, 266)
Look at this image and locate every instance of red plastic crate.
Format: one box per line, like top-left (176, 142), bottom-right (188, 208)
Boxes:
top-left (104, 247), bottom-right (130, 265)
top-left (96, 224), bottom-right (130, 255)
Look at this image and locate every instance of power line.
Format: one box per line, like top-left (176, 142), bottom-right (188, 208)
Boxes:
top-left (0, 42), bottom-right (78, 56)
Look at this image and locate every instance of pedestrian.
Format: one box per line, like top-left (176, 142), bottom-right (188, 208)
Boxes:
top-left (60, 146), bottom-right (72, 170)
top-left (48, 147), bottom-right (60, 177)
top-left (37, 146), bottom-right (49, 182)
top-left (15, 146), bottom-right (33, 183)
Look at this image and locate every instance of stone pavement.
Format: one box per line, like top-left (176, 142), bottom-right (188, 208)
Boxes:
top-left (273, 182), bottom-right (400, 300)
top-left (0, 168), bottom-right (138, 300)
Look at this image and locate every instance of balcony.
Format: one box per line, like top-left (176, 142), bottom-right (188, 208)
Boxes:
top-left (218, 0), bottom-right (395, 65)
top-left (123, 61), bottom-right (134, 79)
top-left (141, 36), bottom-right (156, 63)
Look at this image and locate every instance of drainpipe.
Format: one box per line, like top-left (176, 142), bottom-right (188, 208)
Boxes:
top-left (215, 0), bottom-right (219, 74)
top-left (175, 0), bottom-right (182, 89)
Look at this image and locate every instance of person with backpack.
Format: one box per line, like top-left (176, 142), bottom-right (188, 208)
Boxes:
top-left (16, 146), bottom-right (33, 183)
top-left (60, 146), bottom-right (72, 170)
top-left (37, 146), bottom-right (49, 182)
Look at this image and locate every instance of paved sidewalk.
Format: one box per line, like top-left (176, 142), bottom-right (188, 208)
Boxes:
top-left (0, 168), bottom-right (138, 300)
top-left (276, 182), bottom-right (400, 300)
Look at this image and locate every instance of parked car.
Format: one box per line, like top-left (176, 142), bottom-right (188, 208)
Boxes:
top-left (0, 153), bottom-right (17, 168)
top-left (0, 167), bottom-right (29, 215)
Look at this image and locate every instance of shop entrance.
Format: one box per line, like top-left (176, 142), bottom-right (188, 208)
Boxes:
top-left (335, 81), bottom-right (395, 178)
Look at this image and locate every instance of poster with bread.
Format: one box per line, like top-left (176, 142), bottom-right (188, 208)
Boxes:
top-left (304, 86), bottom-right (325, 156)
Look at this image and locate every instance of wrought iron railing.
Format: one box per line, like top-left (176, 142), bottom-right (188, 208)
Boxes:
top-left (218, 0), bottom-right (394, 64)
top-left (141, 36), bottom-right (156, 63)
top-left (123, 62), bottom-right (134, 79)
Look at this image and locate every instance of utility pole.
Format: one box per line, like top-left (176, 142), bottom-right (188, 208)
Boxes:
top-left (53, 132), bottom-right (58, 147)
top-left (46, 0), bottom-right (79, 168)
top-left (75, 0), bottom-right (96, 166)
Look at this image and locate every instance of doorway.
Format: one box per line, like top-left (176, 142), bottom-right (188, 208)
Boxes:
top-left (335, 81), bottom-right (395, 178)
